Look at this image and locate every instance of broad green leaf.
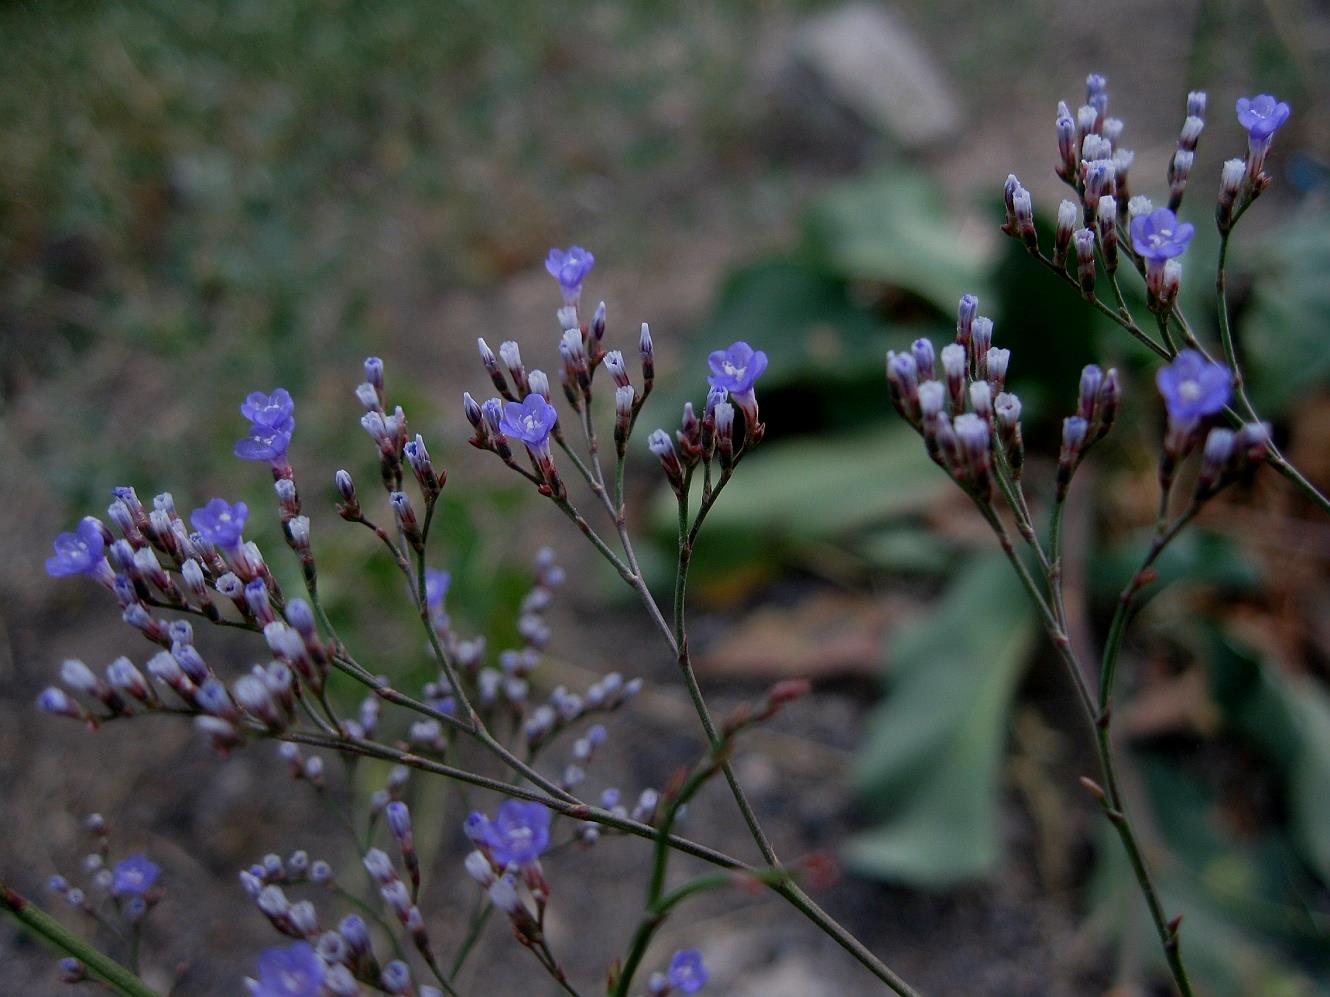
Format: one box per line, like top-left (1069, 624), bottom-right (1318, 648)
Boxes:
top-left (803, 169), bottom-right (993, 312)
top-left (651, 424), bottom-right (947, 542)
top-left (689, 257), bottom-right (898, 391)
top-left (1241, 209), bottom-right (1330, 416)
top-left (846, 553), bottom-right (1035, 886)
top-left (1209, 631), bottom-right (1330, 884)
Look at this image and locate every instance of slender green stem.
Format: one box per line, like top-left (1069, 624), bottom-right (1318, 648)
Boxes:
top-left (1047, 498), bottom-right (1069, 629)
top-left (673, 470), bottom-right (780, 869)
top-left (772, 881), bottom-right (921, 997)
top-left (979, 489), bottom-right (1194, 996)
top-left (615, 874), bottom-right (736, 997)
top-left (1029, 250), bottom-right (1171, 359)
top-left (1, 882), bottom-right (159, 997)
top-left (449, 896), bottom-right (494, 978)
top-left (1215, 231), bottom-right (1330, 517)
top-left (1098, 507), bottom-right (1194, 720)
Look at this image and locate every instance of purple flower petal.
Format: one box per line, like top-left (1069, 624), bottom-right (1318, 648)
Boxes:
top-left (111, 854), bottom-right (160, 897)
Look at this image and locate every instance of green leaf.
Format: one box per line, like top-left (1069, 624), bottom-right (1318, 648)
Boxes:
top-left (1209, 630), bottom-right (1330, 884)
top-left (1241, 208), bottom-right (1330, 417)
top-left (846, 553), bottom-right (1035, 886)
top-left (651, 424), bottom-right (947, 543)
top-left (803, 169), bottom-right (993, 313)
top-left (689, 257), bottom-right (897, 391)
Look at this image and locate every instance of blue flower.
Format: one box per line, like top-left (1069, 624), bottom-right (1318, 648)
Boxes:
top-left (706, 341), bottom-right (768, 396)
top-left (250, 941), bottom-right (325, 997)
top-left (111, 854), bottom-right (160, 897)
top-left (240, 389), bottom-right (295, 433)
top-left (499, 394), bottom-right (559, 450)
top-left (1129, 208), bottom-right (1195, 263)
top-left (425, 568), bottom-right (451, 610)
top-left (45, 519), bottom-right (106, 578)
top-left (545, 246), bottom-right (596, 302)
top-left (236, 389), bottom-right (294, 465)
top-left (1236, 94), bottom-right (1290, 141)
top-left (668, 949), bottom-right (708, 994)
top-left (190, 498), bottom-right (249, 550)
top-left (1156, 350), bottom-right (1231, 425)
top-left (467, 801), bottom-right (550, 868)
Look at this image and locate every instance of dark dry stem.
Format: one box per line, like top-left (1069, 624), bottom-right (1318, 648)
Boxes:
top-left (277, 730), bottom-right (748, 871)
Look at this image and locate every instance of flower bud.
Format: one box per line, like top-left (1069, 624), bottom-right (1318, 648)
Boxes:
top-left (986, 348), bottom-right (1011, 392)
top-left (1055, 102), bottom-right (1078, 181)
top-left (886, 351), bottom-right (921, 424)
top-left (1073, 228), bottom-right (1097, 295)
top-left (648, 429), bottom-right (685, 494)
top-left (1196, 427), bottom-right (1234, 498)
top-left (1096, 196), bottom-right (1118, 271)
top-left (970, 316), bottom-right (993, 373)
top-left (910, 338), bottom-right (935, 381)
top-left (956, 293), bottom-right (978, 348)
top-left (1054, 200), bottom-right (1078, 267)
top-left (498, 340), bottom-right (527, 395)
top-left (940, 343), bottom-right (967, 412)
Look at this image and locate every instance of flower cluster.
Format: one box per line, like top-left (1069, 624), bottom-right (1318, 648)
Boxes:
top-left (46, 814), bottom-right (162, 954)
top-left (33, 244), bottom-right (774, 996)
top-left (1007, 72), bottom-right (1292, 308)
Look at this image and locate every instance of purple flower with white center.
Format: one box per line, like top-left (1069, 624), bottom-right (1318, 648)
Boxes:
top-left (707, 340), bottom-right (769, 432)
top-left (499, 394), bottom-right (559, 456)
top-left (668, 949), bottom-right (708, 994)
top-left (467, 800), bottom-right (550, 868)
top-left (236, 389), bottom-right (295, 465)
top-left (425, 568), bottom-right (450, 610)
top-left (1129, 208), bottom-right (1195, 266)
top-left (241, 389), bottom-right (295, 433)
top-left (45, 519), bottom-right (107, 578)
top-left (545, 246), bottom-right (595, 303)
top-left (190, 498), bottom-right (249, 551)
top-left (1236, 94), bottom-right (1290, 142)
top-left (1236, 93), bottom-right (1291, 180)
top-left (1130, 208), bottom-right (1194, 297)
top-left (1156, 350), bottom-right (1231, 426)
top-left (707, 341), bottom-right (768, 396)
top-left (111, 854), bottom-right (160, 897)
top-left (249, 941), bottom-right (325, 997)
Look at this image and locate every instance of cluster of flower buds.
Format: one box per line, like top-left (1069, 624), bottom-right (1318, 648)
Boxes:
top-left (351, 358), bottom-right (414, 492)
top-left (239, 848), bottom-right (333, 902)
top-left (889, 297), bottom-right (1030, 501)
top-left (1166, 91), bottom-right (1207, 210)
top-left (1056, 363), bottom-right (1121, 500)
top-left (362, 847), bottom-right (436, 968)
top-left (245, 932), bottom-right (418, 996)
top-left (469, 251), bottom-right (661, 508)
top-left (523, 670), bottom-right (643, 753)
top-left (45, 816), bottom-right (163, 936)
